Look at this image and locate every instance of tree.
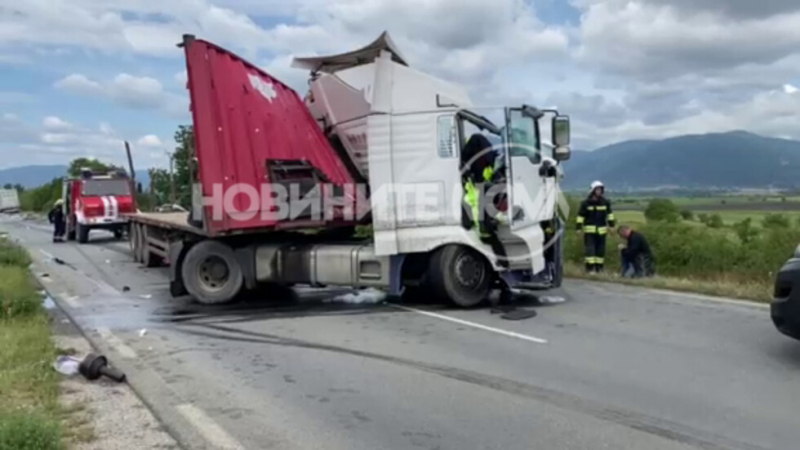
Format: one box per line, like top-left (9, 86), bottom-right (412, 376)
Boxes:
top-left (679, 210), bottom-right (694, 221)
top-left (644, 199), bottom-right (680, 222)
top-left (2, 183), bottom-right (11, 189)
top-left (698, 213), bottom-right (709, 224)
top-left (733, 218), bottom-right (759, 243)
top-left (762, 213), bottom-right (790, 229)
top-left (68, 158), bottom-right (122, 177)
top-left (148, 168), bottom-right (173, 206)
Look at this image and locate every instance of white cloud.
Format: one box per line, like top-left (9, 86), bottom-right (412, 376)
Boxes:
top-left (137, 134), bottom-right (163, 148)
top-left (54, 72), bottom-right (188, 118)
top-left (783, 84), bottom-right (798, 94)
top-left (0, 113), bottom-right (168, 169)
top-left (42, 116), bottom-right (72, 131)
top-left (174, 70), bottom-right (187, 84)
top-left (54, 74), bottom-right (104, 96)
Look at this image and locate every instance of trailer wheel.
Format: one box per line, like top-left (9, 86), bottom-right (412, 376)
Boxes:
top-left (181, 241), bottom-right (243, 304)
top-left (77, 224), bottom-right (90, 244)
top-left (141, 226), bottom-right (163, 268)
top-left (428, 245), bottom-right (491, 308)
top-left (129, 224), bottom-right (140, 262)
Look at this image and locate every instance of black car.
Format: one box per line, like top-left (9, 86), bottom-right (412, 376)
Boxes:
top-left (772, 250), bottom-right (800, 340)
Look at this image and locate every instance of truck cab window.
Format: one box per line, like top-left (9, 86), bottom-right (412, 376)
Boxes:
top-left (507, 109), bottom-right (541, 165)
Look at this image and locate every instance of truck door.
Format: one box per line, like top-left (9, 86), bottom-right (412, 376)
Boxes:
top-left (504, 107), bottom-right (555, 229)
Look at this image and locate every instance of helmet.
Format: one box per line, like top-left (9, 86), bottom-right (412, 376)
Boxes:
top-left (590, 180), bottom-right (604, 194)
top-left (54, 199), bottom-right (64, 206)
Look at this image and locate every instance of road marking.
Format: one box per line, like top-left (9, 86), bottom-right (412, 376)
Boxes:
top-left (390, 305), bottom-right (548, 344)
top-left (39, 249), bottom-right (54, 260)
top-left (96, 327), bottom-right (138, 359)
top-left (62, 295), bottom-right (81, 308)
top-left (176, 404), bottom-right (245, 450)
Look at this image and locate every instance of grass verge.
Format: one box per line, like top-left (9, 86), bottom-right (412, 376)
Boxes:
top-left (0, 237), bottom-right (63, 450)
top-left (565, 262), bottom-right (772, 304)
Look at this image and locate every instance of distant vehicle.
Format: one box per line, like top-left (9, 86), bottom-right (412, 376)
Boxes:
top-left (63, 169), bottom-right (135, 243)
top-left (0, 188), bottom-right (20, 213)
top-left (772, 248), bottom-right (800, 340)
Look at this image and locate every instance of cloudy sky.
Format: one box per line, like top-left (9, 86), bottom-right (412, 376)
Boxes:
top-left (2, 0), bottom-right (800, 170)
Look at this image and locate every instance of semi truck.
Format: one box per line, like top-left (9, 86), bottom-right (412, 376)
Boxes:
top-left (126, 33), bottom-right (572, 307)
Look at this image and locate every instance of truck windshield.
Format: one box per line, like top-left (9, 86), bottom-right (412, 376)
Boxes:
top-left (82, 179), bottom-right (130, 196)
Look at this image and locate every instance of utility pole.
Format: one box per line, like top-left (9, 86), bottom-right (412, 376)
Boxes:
top-left (165, 150), bottom-right (176, 205)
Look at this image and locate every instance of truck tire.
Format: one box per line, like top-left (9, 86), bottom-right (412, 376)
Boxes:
top-left (77, 224), bottom-right (90, 244)
top-left (181, 241), bottom-right (243, 304)
top-left (428, 245), bottom-right (491, 308)
top-left (129, 224), bottom-right (140, 262)
top-left (141, 226), bottom-right (163, 268)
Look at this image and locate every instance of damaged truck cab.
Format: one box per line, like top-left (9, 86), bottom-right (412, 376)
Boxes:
top-left (126, 33), bottom-right (571, 307)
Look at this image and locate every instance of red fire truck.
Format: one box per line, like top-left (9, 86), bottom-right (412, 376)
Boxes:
top-left (63, 169), bottom-right (136, 243)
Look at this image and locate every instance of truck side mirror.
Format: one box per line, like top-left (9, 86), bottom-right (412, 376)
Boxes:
top-left (552, 115), bottom-right (571, 161)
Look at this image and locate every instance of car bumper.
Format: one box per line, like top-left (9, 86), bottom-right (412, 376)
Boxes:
top-left (772, 257), bottom-right (800, 340)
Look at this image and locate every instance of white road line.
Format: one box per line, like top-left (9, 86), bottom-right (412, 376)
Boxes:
top-left (176, 404), bottom-right (246, 450)
top-left (96, 327), bottom-right (138, 359)
top-left (390, 305), bottom-right (548, 344)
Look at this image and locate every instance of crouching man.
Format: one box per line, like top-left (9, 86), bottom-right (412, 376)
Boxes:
top-left (617, 225), bottom-right (655, 278)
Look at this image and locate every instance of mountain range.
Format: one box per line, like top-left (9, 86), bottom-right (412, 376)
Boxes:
top-left (3, 131), bottom-right (800, 191)
top-left (0, 165), bottom-right (151, 190)
top-left (562, 131), bottom-right (800, 191)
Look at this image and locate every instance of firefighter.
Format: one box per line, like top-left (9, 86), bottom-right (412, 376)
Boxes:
top-left (48, 199), bottom-right (66, 243)
top-left (576, 181), bottom-right (615, 273)
top-left (461, 133), bottom-right (509, 269)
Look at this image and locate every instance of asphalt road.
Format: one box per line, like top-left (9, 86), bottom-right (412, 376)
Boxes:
top-left (3, 215), bottom-right (799, 450)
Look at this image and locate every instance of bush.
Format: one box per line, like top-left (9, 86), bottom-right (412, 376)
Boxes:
top-left (762, 213), bottom-right (790, 229)
top-left (0, 266), bottom-right (40, 319)
top-left (0, 412), bottom-right (61, 450)
top-left (733, 218), bottom-right (759, 244)
top-left (679, 210), bottom-right (694, 221)
top-left (698, 213), bottom-right (709, 224)
top-left (707, 214), bottom-right (724, 228)
top-left (20, 178), bottom-right (62, 212)
top-left (644, 199), bottom-right (680, 222)
top-left (0, 238), bottom-right (32, 267)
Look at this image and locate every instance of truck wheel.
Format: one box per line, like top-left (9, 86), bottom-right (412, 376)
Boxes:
top-left (129, 224), bottom-right (140, 262)
top-left (141, 226), bottom-right (163, 268)
top-left (181, 241), bottom-right (243, 304)
top-left (428, 245), bottom-right (491, 307)
top-left (77, 224), bottom-right (90, 244)
top-left (114, 227), bottom-right (124, 240)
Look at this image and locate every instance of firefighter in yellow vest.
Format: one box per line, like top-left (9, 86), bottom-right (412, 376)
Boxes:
top-left (576, 181), bottom-right (615, 273)
top-left (462, 134), bottom-right (509, 268)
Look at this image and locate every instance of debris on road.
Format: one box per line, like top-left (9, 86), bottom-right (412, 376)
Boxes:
top-left (539, 296), bottom-right (567, 305)
top-left (105, 259), bottom-right (110, 264)
top-left (138, 328), bottom-right (147, 337)
top-left (79, 353), bottom-right (126, 383)
top-left (140, 294), bottom-right (152, 299)
top-left (328, 288), bottom-right (387, 304)
top-left (122, 286), bottom-right (130, 292)
top-left (500, 309), bottom-right (538, 321)
top-left (54, 257), bottom-right (66, 265)
top-left (54, 355), bottom-right (81, 376)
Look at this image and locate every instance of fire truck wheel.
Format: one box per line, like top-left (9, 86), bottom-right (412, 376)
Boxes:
top-left (77, 224), bottom-right (90, 244)
top-left (181, 241), bottom-right (243, 304)
top-left (427, 245), bottom-right (491, 308)
top-left (114, 228), bottom-right (124, 240)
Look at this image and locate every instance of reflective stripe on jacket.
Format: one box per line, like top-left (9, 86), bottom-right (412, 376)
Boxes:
top-left (576, 196), bottom-right (615, 233)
